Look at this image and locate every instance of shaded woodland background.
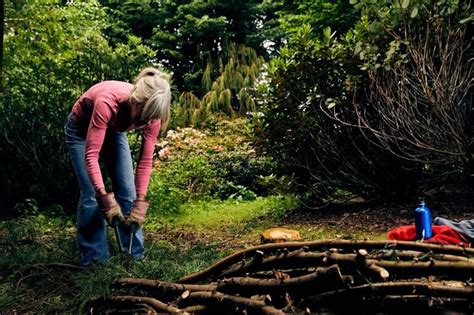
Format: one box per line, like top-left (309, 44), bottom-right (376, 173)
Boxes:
top-left (0, 0), bottom-right (472, 217)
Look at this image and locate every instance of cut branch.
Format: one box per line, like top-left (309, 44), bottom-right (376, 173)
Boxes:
top-left (88, 295), bottom-right (188, 314)
top-left (178, 240), bottom-right (474, 283)
top-left (179, 291), bottom-right (284, 315)
top-left (217, 265), bottom-right (346, 296)
top-left (114, 277), bottom-right (216, 296)
top-left (371, 250), bottom-right (474, 263)
top-left (93, 240), bottom-right (474, 314)
top-left (219, 251), bottom-right (474, 279)
top-left (308, 281), bottom-right (474, 303)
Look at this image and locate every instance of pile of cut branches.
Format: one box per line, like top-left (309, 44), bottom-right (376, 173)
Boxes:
top-left (87, 240), bottom-right (474, 314)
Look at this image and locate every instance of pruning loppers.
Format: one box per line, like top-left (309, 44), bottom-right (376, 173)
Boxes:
top-left (112, 216), bottom-right (124, 253)
top-left (128, 222), bottom-right (138, 255)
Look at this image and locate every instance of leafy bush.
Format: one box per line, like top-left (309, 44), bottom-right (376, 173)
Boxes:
top-left (147, 116), bottom-right (280, 213)
top-left (258, 25), bottom-right (421, 204)
top-left (0, 1), bottom-right (155, 215)
top-left (210, 152), bottom-right (276, 198)
top-left (146, 172), bottom-right (186, 217)
top-left (259, 0), bottom-right (473, 204)
top-left (345, 0), bottom-right (473, 186)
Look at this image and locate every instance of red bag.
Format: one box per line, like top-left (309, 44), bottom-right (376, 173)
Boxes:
top-left (387, 225), bottom-right (471, 247)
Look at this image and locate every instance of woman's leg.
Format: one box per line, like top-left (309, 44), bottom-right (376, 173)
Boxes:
top-left (102, 130), bottom-right (145, 258)
top-left (64, 116), bottom-right (108, 266)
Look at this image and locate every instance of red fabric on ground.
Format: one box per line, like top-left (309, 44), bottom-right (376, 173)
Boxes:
top-left (387, 225), bottom-right (471, 247)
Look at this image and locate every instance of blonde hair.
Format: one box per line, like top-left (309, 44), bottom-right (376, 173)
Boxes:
top-left (130, 67), bottom-right (171, 130)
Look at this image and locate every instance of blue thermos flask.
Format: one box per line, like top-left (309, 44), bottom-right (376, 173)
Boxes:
top-left (415, 201), bottom-right (432, 240)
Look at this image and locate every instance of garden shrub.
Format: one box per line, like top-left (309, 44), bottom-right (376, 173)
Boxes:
top-left (258, 0), bottom-right (473, 204)
top-left (258, 25), bottom-right (421, 204)
top-left (161, 155), bottom-right (220, 201)
top-left (346, 0), bottom-right (473, 187)
top-left (210, 152), bottom-right (276, 198)
top-left (0, 1), bottom-right (155, 215)
top-left (147, 115), bottom-right (280, 213)
top-left (146, 172), bottom-right (186, 217)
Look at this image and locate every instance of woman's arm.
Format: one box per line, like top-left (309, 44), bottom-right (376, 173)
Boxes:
top-left (135, 120), bottom-right (161, 198)
top-left (85, 96), bottom-right (114, 195)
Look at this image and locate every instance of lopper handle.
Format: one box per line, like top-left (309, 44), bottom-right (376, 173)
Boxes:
top-left (112, 216), bottom-right (124, 252)
top-left (112, 216), bottom-right (121, 228)
top-left (128, 222), bottom-right (138, 255)
top-left (129, 222), bottom-right (138, 234)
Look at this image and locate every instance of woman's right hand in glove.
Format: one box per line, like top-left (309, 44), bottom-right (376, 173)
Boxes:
top-left (96, 192), bottom-right (124, 226)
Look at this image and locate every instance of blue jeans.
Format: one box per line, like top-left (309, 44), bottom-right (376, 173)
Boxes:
top-left (64, 114), bottom-right (144, 266)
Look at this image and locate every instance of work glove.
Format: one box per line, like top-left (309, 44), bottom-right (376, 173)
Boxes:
top-left (126, 200), bottom-right (149, 227)
top-left (96, 192), bottom-right (124, 227)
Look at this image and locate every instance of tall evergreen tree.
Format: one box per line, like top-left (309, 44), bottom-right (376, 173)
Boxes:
top-left (100, 0), bottom-right (281, 94)
top-left (276, 0), bottom-right (359, 37)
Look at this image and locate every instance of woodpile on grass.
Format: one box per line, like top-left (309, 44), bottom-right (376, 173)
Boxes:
top-left (87, 240), bottom-right (474, 314)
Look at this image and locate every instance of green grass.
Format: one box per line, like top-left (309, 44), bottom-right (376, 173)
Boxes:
top-left (293, 224), bottom-right (387, 241)
top-left (0, 216), bottom-right (224, 312)
top-left (0, 194), bottom-right (299, 313)
top-left (0, 194), bottom-right (390, 313)
top-left (154, 194), bottom-right (299, 230)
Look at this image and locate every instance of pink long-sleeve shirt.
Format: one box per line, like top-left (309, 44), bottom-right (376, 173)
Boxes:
top-left (70, 81), bottom-right (160, 196)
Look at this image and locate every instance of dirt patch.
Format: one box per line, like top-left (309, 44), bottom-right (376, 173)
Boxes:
top-left (282, 201), bottom-right (473, 235)
top-left (146, 226), bottom-right (251, 251)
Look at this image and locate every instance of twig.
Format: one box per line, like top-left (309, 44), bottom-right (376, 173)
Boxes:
top-left (308, 281), bottom-right (474, 303)
top-left (114, 277), bottom-right (217, 295)
top-left (21, 263), bottom-right (85, 272)
top-left (220, 247), bottom-right (319, 278)
top-left (181, 305), bottom-right (208, 313)
top-left (372, 250), bottom-right (474, 263)
top-left (88, 295), bottom-right (188, 314)
top-left (179, 291), bottom-right (284, 315)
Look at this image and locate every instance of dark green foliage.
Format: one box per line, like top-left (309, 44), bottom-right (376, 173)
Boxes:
top-left (100, 0), bottom-right (281, 94)
top-left (210, 152), bottom-right (276, 198)
top-left (174, 44), bottom-right (264, 127)
top-left (259, 0), bottom-right (472, 204)
top-left (346, 0), bottom-right (473, 186)
top-left (276, 0), bottom-right (359, 38)
top-left (1, 0), bottom-right (470, 215)
top-left (0, 1), bottom-right (155, 215)
top-left (259, 26), bottom-right (421, 204)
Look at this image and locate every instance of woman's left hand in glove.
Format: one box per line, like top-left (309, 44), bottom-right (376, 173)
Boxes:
top-left (126, 200), bottom-right (149, 227)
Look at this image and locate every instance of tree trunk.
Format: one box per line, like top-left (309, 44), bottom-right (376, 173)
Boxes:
top-left (0, 0), bottom-right (4, 92)
top-left (0, 164), bottom-right (8, 217)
